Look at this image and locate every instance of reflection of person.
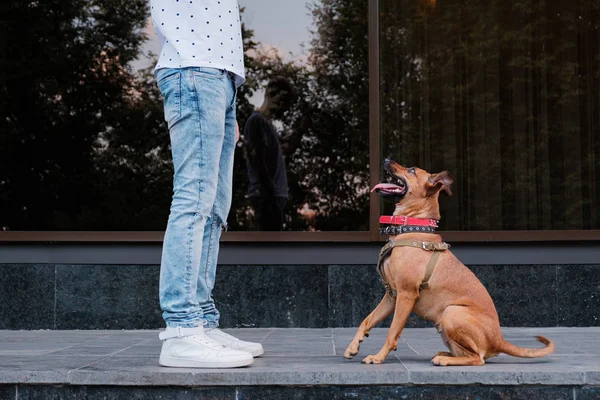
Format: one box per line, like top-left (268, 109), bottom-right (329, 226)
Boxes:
top-left (151, 0), bottom-right (263, 369)
top-left (243, 77), bottom-right (296, 231)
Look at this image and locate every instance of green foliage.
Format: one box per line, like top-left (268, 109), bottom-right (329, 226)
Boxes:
top-left (232, 0), bottom-right (370, 231)
top-left (0, 0), bottom-right (370, 231)
top-left (1, 0), bottom-right (153, 229)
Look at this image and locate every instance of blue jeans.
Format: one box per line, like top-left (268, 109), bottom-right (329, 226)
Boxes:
top-left (156, 67), bottom-right (237, 329)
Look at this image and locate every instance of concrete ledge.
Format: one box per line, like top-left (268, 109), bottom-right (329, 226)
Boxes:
top-left (0, 328), bottom-right (597, 389)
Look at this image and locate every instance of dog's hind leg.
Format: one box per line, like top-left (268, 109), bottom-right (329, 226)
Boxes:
top-left (432, 353), bottom-right (484, 366)
top-left (431, 331), bottom-right (485, 366)
top-left (431, 306), bottom-right (487, 366)
top-left (343, 293), bottom-right (395, 359)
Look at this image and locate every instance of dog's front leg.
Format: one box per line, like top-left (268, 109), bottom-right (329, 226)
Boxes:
top-left (362, 290), bottom-right (417, 364)
top-left (344, 293), bottom-right (395, 359)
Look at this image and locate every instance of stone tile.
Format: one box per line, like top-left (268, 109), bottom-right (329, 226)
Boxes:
top-left (55, 264), bottom-right (162, 330)
top-left (582, 368), bottom-right (600, 385)
top-left (0, 355), bottom-right (105, 384)
top-left (238, 386), bottom-right (342, 400)
top-left (557, 265), bottom-right (600, 326)
top-left (6, 262), bottom-right (598, 331)
top-left (328, 265), bottom-right (431, 328)
top-left (403, 357), bottom-right (579, 386)
top-left (401, 357), bottom-right (524, 385)
top-left (578, 386), bottom-right (600, 400)
top-left (518, 362), bottom-right (586, 385)
top-left (261, 342), bottom-right (335, 357)
top-left (71, 335), bottom-right (153, 347)
top-left (0, 327), bottom-right (596, 391)
top-left (0, 386), bottom-right (15, 399)
top-left (0, 330), bottom-right (150, 339)
top-left (0, 331), bottom-right (134, 355)
top-left (17, 385), bottom-right (236, 400)
top-left (328, 265), bottom-right (390, 328)
top-left (0, 350), bottom-right (53, 356)
top-left (68, 356), bottom-right (216, 386)
top-left (0, 264), bottom-right (55, 329)
top-left (238, 386), bottom-right (574, 400)
top-left (399, 328), bottom-right (449, 357)
top-left (498, 327), bottom-right (592, 356)
top-left (214, 265), bottom-right (329, 328)
top-left (45, 345), bottom-right (134, 357)
top-left (262, 331), bottom-right (326, 341)
top-left (333, 327), bottom-right (419, 359)
top-left (68, 355), bottom-right (410, 386)
top-left (10, 385), bottom-right (577, 400)
top-left (406, 386), bottom-right (574, 400)
top-left (113, 345), bottom-right (160, 358)
top-left (469, 265), bottom-right (558, 327)
top-left (0, 341), bottom-right (75, 351)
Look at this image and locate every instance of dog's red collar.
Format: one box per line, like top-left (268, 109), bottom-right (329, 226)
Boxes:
top-left (379, 215), bottom-right (439, 228)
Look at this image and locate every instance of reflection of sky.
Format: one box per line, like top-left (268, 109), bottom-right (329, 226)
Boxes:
top-left (240, 0), bottom-right (313, 63)
top-left (133, 1), bottom-right (314, 106)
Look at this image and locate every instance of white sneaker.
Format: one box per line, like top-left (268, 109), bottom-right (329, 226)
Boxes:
top-left (205, 328), bottom-right (265, 357)
top-left (158, 326), bottom-right (253, 368)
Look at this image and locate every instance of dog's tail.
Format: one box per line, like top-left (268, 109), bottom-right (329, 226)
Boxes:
top-left (498, 336), bottom-right (555, 358)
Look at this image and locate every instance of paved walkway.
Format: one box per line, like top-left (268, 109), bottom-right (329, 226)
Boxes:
top-left (1, 327), bottom-right (598, 387)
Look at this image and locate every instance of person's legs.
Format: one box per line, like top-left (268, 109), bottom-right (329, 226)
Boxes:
top-left (158, 67), bottom-right (232, 328)
top-left (195, 73), bottom-right (237, 328)
top-left (156, 67), bottom-right (253, 368)
top-left (252, 196), bottom-right (285, 231)
top-left (249, 196), bottom-right (263, 229)
top-left (275, 196), bottom-right (287, 229)
top-left (198, 73), bottom-right (264, 357)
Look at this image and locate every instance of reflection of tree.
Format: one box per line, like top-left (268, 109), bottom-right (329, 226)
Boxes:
top-left (0, 0), bottom-right (370, 231)
top-left (0, 0), bottom-right (163, 230)
top-left (233, 0), bottom-right (370, 231)
top-left (380, 0), bottom-right (600, 230)
top-left (4, 0), bottom-right (597, 231)
top-left (298, 0), bottom-right (370, 231)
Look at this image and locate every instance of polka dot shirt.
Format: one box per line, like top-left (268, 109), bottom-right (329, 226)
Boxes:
top-left (151, 0), bottom-right (245, 87)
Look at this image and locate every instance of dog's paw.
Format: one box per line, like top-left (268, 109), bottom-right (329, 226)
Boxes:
top-left (343, 347), bottom-right (358, 359)
top-left (431, 355), bottom-right (450, 366)
top-left (362, 355), bottom-right (384, 364)
top-left (432, 351), bottom-right (452, 359)
top-left (344, 340), bottom-right (361, 359)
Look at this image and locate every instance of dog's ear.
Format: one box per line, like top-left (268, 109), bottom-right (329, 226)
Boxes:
top-left (428, 170), bottom-right (454, 196)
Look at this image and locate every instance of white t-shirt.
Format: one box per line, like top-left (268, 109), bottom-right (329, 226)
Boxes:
top-left (150, 0), bottom-right (245, 87)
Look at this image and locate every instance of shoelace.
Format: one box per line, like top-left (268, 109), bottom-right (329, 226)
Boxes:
top-left (188, 334), bottom-right (228, 350)
top-left (206, 328), bottom-right (239, 342)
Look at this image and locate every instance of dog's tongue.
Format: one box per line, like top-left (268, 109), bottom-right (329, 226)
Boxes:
top-left (371, 183), bottom-right (401, 193)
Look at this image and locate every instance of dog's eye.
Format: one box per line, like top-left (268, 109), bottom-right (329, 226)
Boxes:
top-left (407, 167), bottom-right (416, 175)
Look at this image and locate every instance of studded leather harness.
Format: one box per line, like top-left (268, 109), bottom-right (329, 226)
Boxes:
top-left (377, 216), bottom-right (450, 298)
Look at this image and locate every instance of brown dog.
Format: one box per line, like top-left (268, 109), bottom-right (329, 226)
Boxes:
top-left (343, 159), bottom-right (554, 366)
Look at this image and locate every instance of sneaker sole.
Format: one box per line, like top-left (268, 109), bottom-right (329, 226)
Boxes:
top-left (250, 347), bottom-right (264, 357)
top-left (159, 355), bottom-right (253, 369)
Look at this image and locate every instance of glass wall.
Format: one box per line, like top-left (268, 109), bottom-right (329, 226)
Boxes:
top-left (0, 0), bottom-right (370, 232)
top-left (1, 0), bottom-right (598, 235)
top-left (380, 0), bottom-right (600, 230)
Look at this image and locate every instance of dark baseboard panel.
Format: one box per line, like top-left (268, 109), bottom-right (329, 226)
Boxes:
top-left (1, 263), bottom-right (598, 329)
top-left (0, 384), bottom-right (594, 400)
